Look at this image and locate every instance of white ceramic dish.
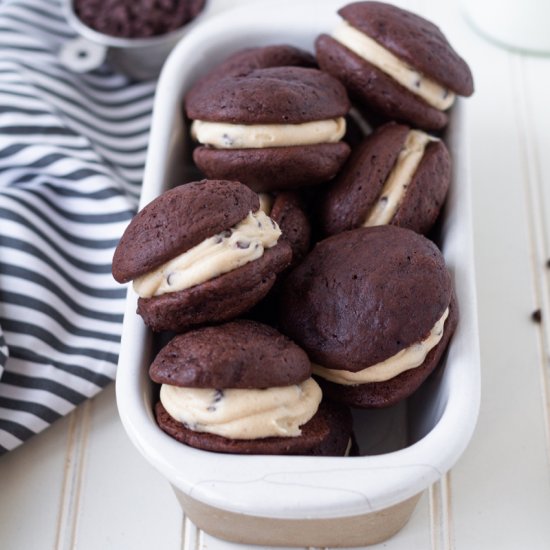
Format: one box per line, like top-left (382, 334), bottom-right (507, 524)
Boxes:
top-left (116, 1), bottom-right (480, 546)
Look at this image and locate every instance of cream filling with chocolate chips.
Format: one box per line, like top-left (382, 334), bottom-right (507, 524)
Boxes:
top-left (332, 21), bottom-right (455, 111)
top-left (190, 117), bottom-right (346, 149)
top-left (313, 308), bottom-right (449, 385)
top-left (363, 130), bottom-right (439, 227)
top-left (159, 377), bottom-right (322, 439)
top-left (133, 210), bottom-right (281, 298)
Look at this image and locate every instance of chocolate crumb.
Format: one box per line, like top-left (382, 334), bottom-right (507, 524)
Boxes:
top-left (546, 259), bottom-right (550, 269)
top-left (236, 240), bottom-right (250, 249)
top-left (531, 309), bottom-right (542, 323)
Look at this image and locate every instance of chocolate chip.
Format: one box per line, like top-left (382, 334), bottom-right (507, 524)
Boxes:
top-left (414, 78), bottom-right (421, 88)
top-left (207, 389), bottom-right (224, 411)
top-left (221, 229), bottom-right (232, 238)
top-left (546, 259), bottom-right (550, 268)
top-left (221, 133), bottom-right (234, 146)
top-left (236, 240), bottom-right (250, 249)
top-left (214, 235), bottom-right (223, 244)
top-left (167, 272), bottom-right (175, 286)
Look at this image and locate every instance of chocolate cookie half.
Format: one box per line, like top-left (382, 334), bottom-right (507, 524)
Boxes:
top-left (185, 44), bottom-right (317, 106)
top-left (315, 2), bottom-right (474, 130)
top-left (186, 66), bottom-right (351, 191)
top-left (150, 320), bottom-right (353, 455)
top-left (112, 180), bottom-right (292, 332)
top-left (320, 122), bottom-right (451, 236)
top-left (259, 191), bottom-right (311, 266)
top-left (278, 226), bottom-right (458, 408)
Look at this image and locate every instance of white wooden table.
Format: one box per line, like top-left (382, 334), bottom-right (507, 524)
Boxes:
top-left (2, 1), bottom-right (550, 548)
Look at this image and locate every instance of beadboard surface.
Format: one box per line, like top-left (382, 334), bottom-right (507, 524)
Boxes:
top-left (2, 0), bottom-right (550, 549)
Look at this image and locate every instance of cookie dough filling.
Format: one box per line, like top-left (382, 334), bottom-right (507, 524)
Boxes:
top-left (332, 21), bottom-right (455, 111)
top-left (363, 130), bottom-right (439, 227)
top-left (190, 117), bottom-right (346, 149)
top-left (133, 210), bottom-right (280, 298)
top-left (313, 308), bottom-right (449, 385)
top-left (159, 377), bottom-right (322, 439)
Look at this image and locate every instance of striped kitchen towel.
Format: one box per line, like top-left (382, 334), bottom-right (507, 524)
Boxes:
top-left (0, 0), bottom-right (156, 453)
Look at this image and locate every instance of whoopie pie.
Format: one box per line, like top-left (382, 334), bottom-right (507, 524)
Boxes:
top-left (151, 320), bottom-right (353, 455)
top-left (315, 1), bottom-right (474, 130)
top-left (320, 121), bottom-right (451, 236)
top-left (278, 225), bottom-right (458, 408)
top-left (185, 66), bottom-right (351, 191)
top-left (112, 180), bottom-right (291, 332)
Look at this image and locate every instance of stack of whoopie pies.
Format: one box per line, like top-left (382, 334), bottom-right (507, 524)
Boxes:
top-left (112, 1), bottom-right (473, 456)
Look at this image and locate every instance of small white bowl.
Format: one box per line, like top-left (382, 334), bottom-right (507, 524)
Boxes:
top-left (116, 1), bottom-right (480, 546)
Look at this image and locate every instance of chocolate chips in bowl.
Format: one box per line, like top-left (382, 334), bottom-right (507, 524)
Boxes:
top-left (59, 0), bottom-right (208, 80)
top-left (74, 0), bottom-right (206, 39)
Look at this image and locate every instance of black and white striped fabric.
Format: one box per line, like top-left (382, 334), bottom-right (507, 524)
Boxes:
top-left (0, 0), bottom-right (156, 453)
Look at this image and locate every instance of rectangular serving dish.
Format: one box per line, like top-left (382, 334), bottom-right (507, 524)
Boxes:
top-left (116, 1), bottom-right (480, 546)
